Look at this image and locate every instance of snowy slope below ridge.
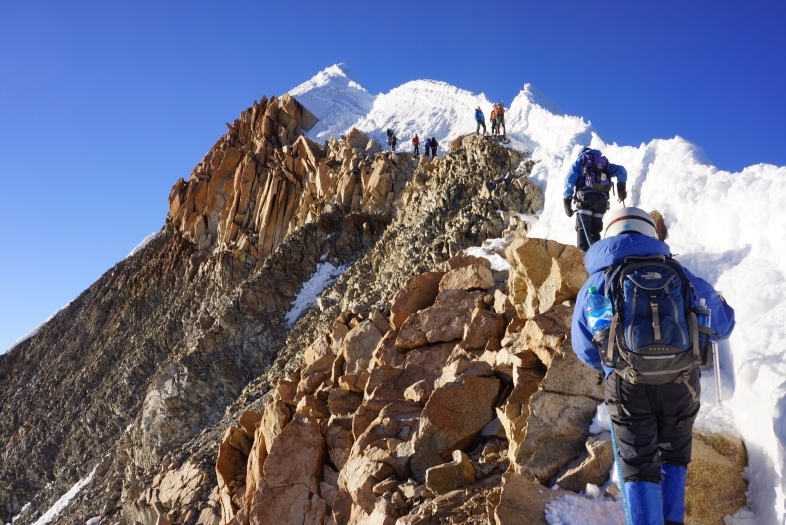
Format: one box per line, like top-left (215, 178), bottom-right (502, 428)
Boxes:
top-left (289, 64), bottom-right (786, 524)
top-left (290, 63), bottom-right (376, 141)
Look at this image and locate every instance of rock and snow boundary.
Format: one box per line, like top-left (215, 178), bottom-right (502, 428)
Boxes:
top-left (291, 64), bottom-right (786, 523)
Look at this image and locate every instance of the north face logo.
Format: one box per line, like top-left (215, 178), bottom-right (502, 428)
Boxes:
top-left (641, 272), bottom-right (662, 279)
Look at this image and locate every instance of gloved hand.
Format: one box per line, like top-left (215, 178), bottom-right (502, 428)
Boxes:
top-left (617, 182), bottom-right (627, 203)
top-left (563, 197), bottom-right (574, 217)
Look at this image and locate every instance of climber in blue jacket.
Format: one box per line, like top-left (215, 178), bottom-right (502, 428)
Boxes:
top-left (571, 207), bottom-right (735, 525)
top-left (475, 106), bottom-right (486, 135)
top-left (563, 147), bottom-right (628, 251)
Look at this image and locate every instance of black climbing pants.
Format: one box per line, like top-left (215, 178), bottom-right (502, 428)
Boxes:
top-left (605, 368), bottom-right (700, 483)
top-left (574, 191), bottom-right (608, 251)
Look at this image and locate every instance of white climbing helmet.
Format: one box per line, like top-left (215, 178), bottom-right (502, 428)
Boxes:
top-left (604, 207), bottom-right (658, 239)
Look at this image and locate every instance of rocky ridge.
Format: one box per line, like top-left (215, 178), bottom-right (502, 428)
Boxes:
top-left (0, 91), bottom-right (545, 525)
top-left (203, 244), bottom-right (748, 525)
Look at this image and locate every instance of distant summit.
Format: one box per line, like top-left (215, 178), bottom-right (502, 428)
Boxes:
top-left (290, 63), bottom-right (375, 140)
top-left (520, 83), bottom-right (565, 116)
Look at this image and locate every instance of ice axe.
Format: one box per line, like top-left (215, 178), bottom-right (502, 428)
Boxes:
top-left (713, 341), bottom-right (722, 404)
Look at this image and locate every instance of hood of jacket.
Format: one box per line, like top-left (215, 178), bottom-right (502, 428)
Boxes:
top-left (584, 234), bottom-right (671, 274)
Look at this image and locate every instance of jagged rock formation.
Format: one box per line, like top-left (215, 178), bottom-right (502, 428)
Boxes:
top-left (0, 90), bottom-right (544, 525)
top-left (209, 248), bottom-right (748, 525)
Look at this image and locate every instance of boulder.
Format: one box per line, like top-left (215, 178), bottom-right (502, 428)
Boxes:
top-left (326, 422), bottom-right (354, 471)
top-left (366, 161), bottom-right (393, 204)
top-left (554, 432), bottom-right (614, 492)
top-left (346, 128), bottom-right (373, 151)
top-left (396, 290), bottom-right (485, 350)
top-left (462, 307), bottom-right (505, 350)
top-left (410, 374), bottom-right (500, 480)
top-left (238, 410), bottom-right (263, 440)
top-left (216, 427), bottom-right (248, 523)
top-left (538, 340), bottom-right (604, 401)
top-left (244, 426), bottom-right (268, 505)
top-left (372, 330), bottom-right (406, 368)
top-left (338, 453), bottom-right (396, 515)
top-left (403, 379), bottom-right (432, 403)
top-left (439, 264), bottom-right (494, 293)
top-left (304, 333), bottom-right (335, 371)
top-left (518, 304), bottom-right (573, 364)
top-left (686, 430), bottom-right (747, 524)
top-left (328, 389), bottom-right (363, 416)
top-left (505, 238), bottom-right (588, 318)
top-left (450, 135), bottom-right (467, 151)
top-left (512, 391), bottom-right (598, 481)
top-left (341, 320), bottom-right (384, 376)
top-left (389, 272), bottom-right (444, 330)
top-left (497, 367), bottom-right (545, 463)
top-left (649, 209), bottom-right (668, 241)
top-left (424, 450), bottom-right (476, 496)
top-left (248, 417), bottom-right (326, 525)
top-left (493, 289), bottom-right (517, 321)
top-left (444, 254), bottom-right (491, 271)
top-left (261, 400), bottom-right (291, 456)
top-left (494, 472), bottom-right (568, 525)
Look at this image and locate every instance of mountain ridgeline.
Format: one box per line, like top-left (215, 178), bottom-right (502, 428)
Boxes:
top-left (0, 88), bottom-right (550, 525)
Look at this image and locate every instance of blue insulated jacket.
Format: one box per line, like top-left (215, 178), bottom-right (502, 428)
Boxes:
top-left (563, 148), bottom-right (628, 199)
top-left (571, 234), bottom-right (736, 377)
top-left (475, 109), bottom-right (484, 122)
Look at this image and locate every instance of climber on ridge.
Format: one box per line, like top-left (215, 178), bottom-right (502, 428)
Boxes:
top-left (475, 106), bottom-right (486, 135)
top-left (494, 101), bottom-right (506, 136)
top-left (490, 105), bottom-right (499, 135)
top-left (429, 137), bottom-right (438, 158)
top-left (386, 128), bottom-right (398, 152)
top-left (563, 147), bottom-right (627, 252)
top-left (571, 206), bottom-right (735, 525)
top-left (412, 133), bottom-right (420, 155)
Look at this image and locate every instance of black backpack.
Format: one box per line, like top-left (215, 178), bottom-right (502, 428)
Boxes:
top-left (601, 255), bottom-right (707, 386)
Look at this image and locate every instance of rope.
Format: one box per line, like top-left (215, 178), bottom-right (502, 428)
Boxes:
top-left (610, 421), bottom-right (634, 525)
top-left (577, 207), bottom-right (592, 248)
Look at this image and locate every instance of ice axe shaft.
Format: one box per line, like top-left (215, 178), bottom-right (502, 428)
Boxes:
top-left (713, 341), bottom-right (722, 405)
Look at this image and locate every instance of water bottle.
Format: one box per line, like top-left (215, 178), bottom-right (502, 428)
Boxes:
top-left (695, 298), bottom-right (712, 364)
top-left (586, 286), bottom-right (613, 337)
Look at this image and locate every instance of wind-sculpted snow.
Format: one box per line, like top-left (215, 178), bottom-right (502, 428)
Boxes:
top-left (291, 63), bottom-right (786, 523)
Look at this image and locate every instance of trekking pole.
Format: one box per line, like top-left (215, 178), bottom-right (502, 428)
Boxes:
top-left (577, 210), bottom-right (593, 248)
top-left (713, 341), bottom-right (722, 405)
top-left (610, 422), bottom-right (634, 525)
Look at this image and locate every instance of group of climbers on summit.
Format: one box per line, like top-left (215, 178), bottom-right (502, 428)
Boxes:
top-left (412, 134), bottom-right (438, 158)
top-left (475, 102), bottom-right (506, 137)
top-left (387, 129), bottom-right (438, 157)
top-left (564, 147), bottom-right (736, 525)
top-left (385, 101), bottom-right (508, 157)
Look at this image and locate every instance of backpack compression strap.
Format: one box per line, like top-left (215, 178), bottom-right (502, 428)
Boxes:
top-left (604, 313), bottom-right (620, 367)
top-left (689, 312), bottom-right (701, 366)
top-left (650, 294), bottom-right (662, 342)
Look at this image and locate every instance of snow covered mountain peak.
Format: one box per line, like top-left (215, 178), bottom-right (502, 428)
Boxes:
top-left (293, 63), bottom-right (364, 92)
top-left (517, 83), bottom-right (566, 116)
top-left (289, 64), bottom-right (376, 140)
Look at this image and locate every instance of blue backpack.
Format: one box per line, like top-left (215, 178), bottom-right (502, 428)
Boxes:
top-left (601, 255), bottom-right (704, 385)
top-left (580, 150), bottom-right (613, 191)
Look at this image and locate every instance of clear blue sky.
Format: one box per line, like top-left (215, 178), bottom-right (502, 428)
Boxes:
top-left (1, 0), bottom-right (784, 351)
